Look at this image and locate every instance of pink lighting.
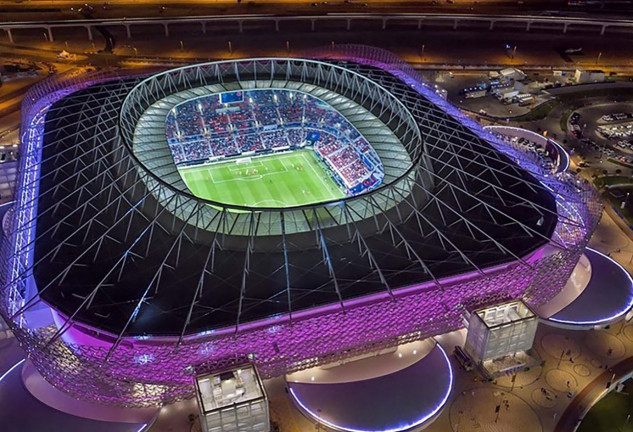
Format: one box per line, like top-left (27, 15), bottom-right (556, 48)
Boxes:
top-left (0, 49), bottom-right (602, 408)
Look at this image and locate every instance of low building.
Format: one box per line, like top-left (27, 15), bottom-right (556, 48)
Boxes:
top-left (499, 67), bottom-right (526, 81)
top-left (464, 300), bottom-right (538, 364)
top-left (514, 79), bottom-right (536, 93)
top-left (195, 365), bottom-right (269, 432)
top-left (496, 88), bottom-right (519, 102)
top-left (516, 94), bottom-right (534, 106)
top-left (574, 69), bottom-right (606, 84)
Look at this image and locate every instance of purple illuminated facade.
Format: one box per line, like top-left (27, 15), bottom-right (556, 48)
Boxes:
top-left (0, 47), bottom-right (601, 407)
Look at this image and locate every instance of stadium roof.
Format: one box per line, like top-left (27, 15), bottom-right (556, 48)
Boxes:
top-left (25, 58), bottom-right (559, 341)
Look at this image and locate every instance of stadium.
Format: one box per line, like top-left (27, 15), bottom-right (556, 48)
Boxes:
top-left (0, 46), bottom-right (601, 410)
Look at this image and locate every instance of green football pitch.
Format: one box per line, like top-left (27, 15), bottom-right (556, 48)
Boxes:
top-left (177, 149), bottom-right (345, 208)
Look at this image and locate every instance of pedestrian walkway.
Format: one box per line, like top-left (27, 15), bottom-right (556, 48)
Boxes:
top-left (450, 387), bottom-right (542, 432)
top-left (554, 351), bottom-right (633, 432)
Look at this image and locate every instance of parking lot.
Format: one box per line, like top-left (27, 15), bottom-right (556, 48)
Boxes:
top-left (569, 102), bottom-right (633, 153)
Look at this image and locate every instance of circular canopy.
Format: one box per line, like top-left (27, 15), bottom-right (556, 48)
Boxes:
top-left (288, 343), bottom-right (453, 432)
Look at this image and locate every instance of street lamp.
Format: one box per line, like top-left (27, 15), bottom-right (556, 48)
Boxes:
top-left (557, 348), bottom-right (565, 368)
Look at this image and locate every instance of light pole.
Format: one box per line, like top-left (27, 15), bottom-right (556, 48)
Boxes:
top-left (596, 52), bottom-right (602, 64)
top-left (557, 348), bottom-right (565, 369)
top-left (510, 373), bottom-right (517, 392)
top-left (420, 44), bottom-right (425, 60)
top-left (228, 40), bottom-right (233, 54)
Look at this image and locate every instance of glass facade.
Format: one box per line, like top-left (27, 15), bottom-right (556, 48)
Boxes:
top-left (195, 365), bottom-right (269, 432)
top-left (464, 301), bottom-right (538, 363)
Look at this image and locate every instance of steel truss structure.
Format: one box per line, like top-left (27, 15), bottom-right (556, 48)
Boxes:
top-left (125, 61), bottom-right (421, 236)
top-left (0, 48), bottom-right (601, 407)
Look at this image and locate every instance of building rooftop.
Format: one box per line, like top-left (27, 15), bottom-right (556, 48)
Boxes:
top-left (476, 300), bottom-right (536, 328)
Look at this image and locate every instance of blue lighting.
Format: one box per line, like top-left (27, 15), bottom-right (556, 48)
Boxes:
top-left (548, 248), bottom-right (633, 326)
top-left (0, 359), bottom-right (25, 384)
top-left (0, 358), bottom-right (148, 432)
top-left (288, 343), bottom-right (454, 432)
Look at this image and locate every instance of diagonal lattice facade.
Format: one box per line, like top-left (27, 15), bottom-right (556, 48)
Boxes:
top-left (0, 49), bottom-right (601, 407)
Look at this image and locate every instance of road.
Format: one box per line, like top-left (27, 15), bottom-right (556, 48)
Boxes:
top-left (3, 17), bottom-right (633, 72)
top-left (2, 0), bottom-right (630, 22)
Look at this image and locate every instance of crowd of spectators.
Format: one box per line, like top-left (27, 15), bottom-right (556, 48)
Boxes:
top-left (166, 89), bottom-right (384, 193)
